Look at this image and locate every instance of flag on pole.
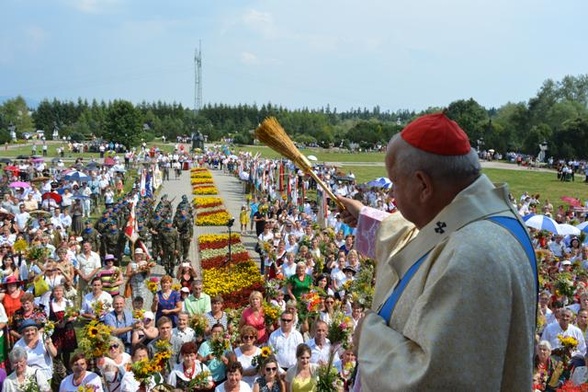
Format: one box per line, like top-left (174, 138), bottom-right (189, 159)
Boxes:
top-left (124, 202), bottom-right (139, 243)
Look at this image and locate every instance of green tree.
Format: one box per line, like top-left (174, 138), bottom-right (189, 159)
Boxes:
top-left (1, 96), bottom-right (35, 134)
top-left (445, 98), bottom-right (489, 142)
top-left (103, 100), bottom-right (142, 148)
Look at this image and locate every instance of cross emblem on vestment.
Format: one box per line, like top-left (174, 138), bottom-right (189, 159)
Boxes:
top-left (434, 221), bottom-right (447, 234)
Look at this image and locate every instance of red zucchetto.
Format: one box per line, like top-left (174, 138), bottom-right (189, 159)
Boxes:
top-left (400, 113), bottom-right (471, 156)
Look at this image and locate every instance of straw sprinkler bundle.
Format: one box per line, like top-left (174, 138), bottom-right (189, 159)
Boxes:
top-left (255, 117), bottom-right (345, 210)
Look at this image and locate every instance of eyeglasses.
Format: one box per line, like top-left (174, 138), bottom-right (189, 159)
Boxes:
top-left (265, 367), bottom-right (277, 372)
top-left (281, 319), bottom-right (293, 323)
top-left (325, 301), bottom-right (334, 304)
top-left (242, 335), bottom-right (256, 340)
top-left (109, 344), bottom-right (119, 350)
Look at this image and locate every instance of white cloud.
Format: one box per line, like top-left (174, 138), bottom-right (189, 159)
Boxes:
top-left (240, 52), bottom-right (260, 65)
top-left (241, 9), bottom-right (277, 39)
top-left (62, 0), bottom-right (120, 14)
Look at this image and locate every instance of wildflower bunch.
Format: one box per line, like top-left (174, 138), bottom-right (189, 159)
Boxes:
top-left (13, 238), bottom-right (28, 253)
top-left (210, 333), bottom-right (231, 360)
top-left (190, 313), bottom-right (209, 336)
top-left (316, 364), bottom-right (344, 392)
top-left (171, 282), bottom-right (182, 292)
top-left (64, 306), bottom-right (80, 320)
top-left (187, 369), bottom-right (213, 389)
top-left (328, 311), bottom-right (354, 349)
top-left (43, 320), bottom-right (55, 339)
top-left (78, 320), bottom-right (113, 358)
top-left (262, 301), bottom-right (281, 327)
top-left (131, 358), bottom-right (164, 385)
top-left (264, 278), bottom-right (283, 300)
top-left (76, 386), bottom-right (99, 392)
top-left (19, 375), bottom-right (41, 392)
top-left (91, 300), bottom-right (108, 319)
top-left (557, 335), bottom-right (579, 351)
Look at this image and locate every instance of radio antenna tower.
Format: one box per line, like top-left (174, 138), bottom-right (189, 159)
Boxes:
top-left (194, 42), bottom-right (202, 114)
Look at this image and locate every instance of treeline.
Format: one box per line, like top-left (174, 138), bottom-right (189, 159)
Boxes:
top-left (2, 74), bottom-right (588, 159)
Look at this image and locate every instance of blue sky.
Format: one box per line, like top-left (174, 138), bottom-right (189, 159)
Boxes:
top-left (1, 0), bottom-right (587, 112)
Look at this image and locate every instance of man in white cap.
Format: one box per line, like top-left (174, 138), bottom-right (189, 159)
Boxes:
top-left (338, 112), bottom-right (536, 391)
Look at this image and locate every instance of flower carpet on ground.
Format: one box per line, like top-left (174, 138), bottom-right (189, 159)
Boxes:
top-left (198, 232), bottom-right (263, 308)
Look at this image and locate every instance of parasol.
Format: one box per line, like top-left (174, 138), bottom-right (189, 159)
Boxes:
top-left (558, 223), bottom-right (581, 236)
top-left (3, 165), bottom-right (18, 173)
top-left (29, 209), bottom-right (51, 218)
top-left (561, 196), bottom-right (583, 208)
top-left (64, 171), bottom-right (90, 182)
top-left (576, 222), bottom-right (588, 234)
top-left (0, 158), bottom-right (12, 164)
top-left (525, 215), bottom-right (560, 234)
top-left (9, 181), bottom-right (31, 189)
top-left (103, 157), bottom-right (115, 166)
top-left (366, 177), bottom-right (393, 189)
top-left (41, 192), bottom-right (62, 204)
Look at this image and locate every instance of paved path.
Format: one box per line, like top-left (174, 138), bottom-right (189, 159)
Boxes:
top-left (130, 158), bottom-right (258, 308)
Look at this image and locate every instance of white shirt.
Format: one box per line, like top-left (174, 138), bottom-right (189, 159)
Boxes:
top-left (305, 337), bottom-right (337, 365)
top-left (81, 291), bottom-right (113, 317)
top-left (59, 371), bottom-right (104, 392)
top-left (541, 321), bottom-right (587, 357)
top-left (215, 381), bottom-right (252, 392)
top-left (77, 250), bottom-right (101, 277)
top-left (13, 336), bottom-right (53, 381)
top-left (2, 365), bottom-right (51, 392)
top-left (268, 328), bottom-right (303, 369)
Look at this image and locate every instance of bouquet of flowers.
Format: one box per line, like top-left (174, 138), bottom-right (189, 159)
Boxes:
top-left (146, 278), bottom-right (159, 294)
top-left (77, 386), bottom-right (100, 392)
top-left (264, 278), bottom-right (283, 299)
top-left (13, 238), bottom-right (28, 253)
top-left (78, 320), bottom-right (113, 359)
top-left (328, 311), bottom-right (354, 349)
top-left (251, 345), bottom-right (274, 371)
top-left (133, 308), bottom-right (145, 321)
top-left (92, 300), bottom-right (108, 318)
top-left (187, 369), bottom-right (213, 389)
top-left (64, 305), bottom-right (80, 320)
top-left (131, 358), bottom-right (162, 386)
top-left (262, 301), bottom-right (281, 327)
top-left (210, 333), bottom-right (231, 360)
top-left (316, 364), bottom-right (344, 392)
top-left (19, 375), bottom-right (41, 392)
top-left (171, 282), bottom-right (182, 292)
top-left (43, 320), bottom-right (55, 339)
top-left (190, 313), bottom-right (209, 337)
top-left (153, 339), bottom-right (173, 373)
top-left (298, 291), bottom-right (322, 321)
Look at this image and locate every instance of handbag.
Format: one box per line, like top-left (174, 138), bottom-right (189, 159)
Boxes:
top-left (124, 281), bottom-right (132, 298)
top-left (34, 276), bottom-right (50, 296)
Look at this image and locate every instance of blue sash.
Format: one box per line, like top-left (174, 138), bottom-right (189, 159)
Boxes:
top-left (378, 216), bottom-right (538, 321)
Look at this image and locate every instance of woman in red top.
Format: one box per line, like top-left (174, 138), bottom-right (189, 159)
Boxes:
top-left (239, 291), bottom-right (268, 344)
top-left (0, 275), bottom-right (24, 318)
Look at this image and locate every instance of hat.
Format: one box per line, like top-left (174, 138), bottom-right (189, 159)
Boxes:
top-left (143, 311), bottom-right (155, 320)
top-left (104, 254), bottom-right (116, 262)
top-left (134, 248), bottom-right (144, 255)
top-left (400, 113), bottom-right (471, 156)
top-left (562, 260), bottom-right (572, 266)
top-left (19, 319), bottom-right (39, 332)
top-left (180, 287), bottom-right (190, 293)
top-left (342, 266), bottom-right (357, 274)
top-left (5, 275), bottom-right (18, 284)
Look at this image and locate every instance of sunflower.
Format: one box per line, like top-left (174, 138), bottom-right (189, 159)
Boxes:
top-left (261, 346), bottom-right (272, 358)
top-left (87, 326), bottom-right (99, 338)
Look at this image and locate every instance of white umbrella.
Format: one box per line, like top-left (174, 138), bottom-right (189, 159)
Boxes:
top-left (576, 221), bottom-right (588, 233)
top-left (307, 155), bottom-right (318, 161)
top-left (558, 223), bottom-right (581, 236)
top-left (525, 215), bottom-right (561, 234)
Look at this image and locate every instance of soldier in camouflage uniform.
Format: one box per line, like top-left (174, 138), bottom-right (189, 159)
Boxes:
top-left (103, 221), bottom-right (123, 265)
top-left (149, 212), bottom-right (164, 262)
top-left (95, 210), bottom-right (112, 258)
top-left (81, 220), bottom-right (100, 252)
top-left (175, 194), bottom-right (194, 221)
top-left (174, 208), bottom-right (193, 261)
top-left (159, 218), bottom-right (180, 276)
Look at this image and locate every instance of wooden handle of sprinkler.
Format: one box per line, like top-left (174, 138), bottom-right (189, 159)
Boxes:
top-left (305, 169), bottom-right (346, 210)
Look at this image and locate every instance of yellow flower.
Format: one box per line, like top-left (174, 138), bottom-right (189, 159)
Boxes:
top-left (87, 326), bottom-right (99, 338)
top-left (261, 346), bottom-right (272, 358)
